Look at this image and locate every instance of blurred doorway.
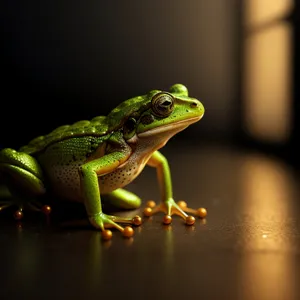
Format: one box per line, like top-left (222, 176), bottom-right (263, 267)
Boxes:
top-left (241, 0), bottom-right (298, 167)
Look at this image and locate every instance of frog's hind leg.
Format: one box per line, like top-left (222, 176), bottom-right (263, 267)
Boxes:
top-left (0, 148), bottom-right (48, 219)
top-left (0, 184), bottom-right (20, 218)
top-left (0, 185), bottom-right (13, 208)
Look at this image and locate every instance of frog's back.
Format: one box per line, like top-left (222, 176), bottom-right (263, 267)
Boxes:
top-left (20, 116), bottom-right (109, 155)
top-left (20, 92), bottom-right (152, 155)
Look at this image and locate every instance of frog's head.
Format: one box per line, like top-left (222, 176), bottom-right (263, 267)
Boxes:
top-left (112, 84), bottom-right (204, 147)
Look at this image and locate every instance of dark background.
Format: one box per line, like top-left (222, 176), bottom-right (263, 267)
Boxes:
top-left (1, 1), bottom-right (300, 300)
top-left (1, 0), bottom-right (241, 147)
top-left (1, 0), bottom-right (299, 166)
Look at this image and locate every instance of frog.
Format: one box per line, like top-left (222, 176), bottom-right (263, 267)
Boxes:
top-left (0, 83), bottom-right (205, 239)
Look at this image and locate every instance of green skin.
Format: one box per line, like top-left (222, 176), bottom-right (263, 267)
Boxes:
top-left (0, 84), bottom-right (204, 234)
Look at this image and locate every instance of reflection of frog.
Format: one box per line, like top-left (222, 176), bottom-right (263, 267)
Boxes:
top-left (0, 84), bottom-right (205, 239)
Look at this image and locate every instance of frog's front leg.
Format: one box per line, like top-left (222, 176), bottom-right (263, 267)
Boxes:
top-left (144, 150), bottom-right (206, 225)
top-left (79, 152), bottom-right (141, 239)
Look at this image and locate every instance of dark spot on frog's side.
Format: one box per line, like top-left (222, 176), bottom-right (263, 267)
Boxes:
top-left (140, 114), bottom-right (155, 125)
top-left (78, 166), bottom-right (85, 177)
top-left (85, 152), bottom-right (92, 159)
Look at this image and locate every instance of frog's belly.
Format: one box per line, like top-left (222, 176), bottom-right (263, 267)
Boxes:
top-left (46, 159), bottom-right (146, 202)
top-left (45, 164), bottom-right (83, 202)
top-left (99, 158), bottom-right (145, 194)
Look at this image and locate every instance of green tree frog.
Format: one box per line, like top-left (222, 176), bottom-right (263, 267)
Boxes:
top-left (0, 84), bottom-right (205, 239)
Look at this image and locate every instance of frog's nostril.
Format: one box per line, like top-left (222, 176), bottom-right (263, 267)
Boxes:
top-left (190, 101), bottom-right (199, 108)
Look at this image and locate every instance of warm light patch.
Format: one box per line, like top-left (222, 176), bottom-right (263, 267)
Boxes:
top-left (245, 0), bottom-right (293, 27)
top-left (240, 154), bottom-right (293, 222)
top-left (244, 22), bottom-right (292, 142)
top-left (237, 154), bottom-right (297, 300)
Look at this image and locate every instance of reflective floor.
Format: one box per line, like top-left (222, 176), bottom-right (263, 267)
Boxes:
top-left (0, 143), bottom-right (299, 300)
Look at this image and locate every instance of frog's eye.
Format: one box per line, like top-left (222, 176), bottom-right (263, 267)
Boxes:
top-left (123, 117), bottom-right (137, 139)
top-left (151, 93), bottom-right (174, 117)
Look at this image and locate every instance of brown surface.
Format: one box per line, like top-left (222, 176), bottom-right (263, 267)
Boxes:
top-left (0, 143), bottom-right (300, 300)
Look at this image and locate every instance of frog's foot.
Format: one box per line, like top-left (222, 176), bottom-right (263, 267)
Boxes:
top-left (27, 200), bottom-right (52, 216)
top-left (143, 199), bottom-right (207, 225)
top-left (0, 199), bottom-right (51, 220)
top-left (0, 201), bottom-right (13, 212)
top-left (0, 198), bottom-right (23, 219)
top-left (0, 200), bottom-right (24, 220)
top-left (89, 213), bottom-right (142, 240)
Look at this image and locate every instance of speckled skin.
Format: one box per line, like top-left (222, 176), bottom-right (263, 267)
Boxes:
top-left (0, 84), bottom-right (205, 233)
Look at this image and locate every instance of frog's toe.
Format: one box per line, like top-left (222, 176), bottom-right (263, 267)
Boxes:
top-left (102, 229), bottom-right (113, 240)
top-left (13, 209), bottom-right (24, 220)
top-left (162, 215), bottom-right (172, 225)
top-left (177, 201), bottom-right (208, 219)
top-left (27, 201), bottom-right (52, 216)
top-left (89, 213), bottom-right (141, 240)
top-left (101, 226), bottom-right (134, 240)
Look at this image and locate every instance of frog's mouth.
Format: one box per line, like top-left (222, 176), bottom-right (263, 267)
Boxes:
top-left (137, 116), bottom-right (202, 138)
